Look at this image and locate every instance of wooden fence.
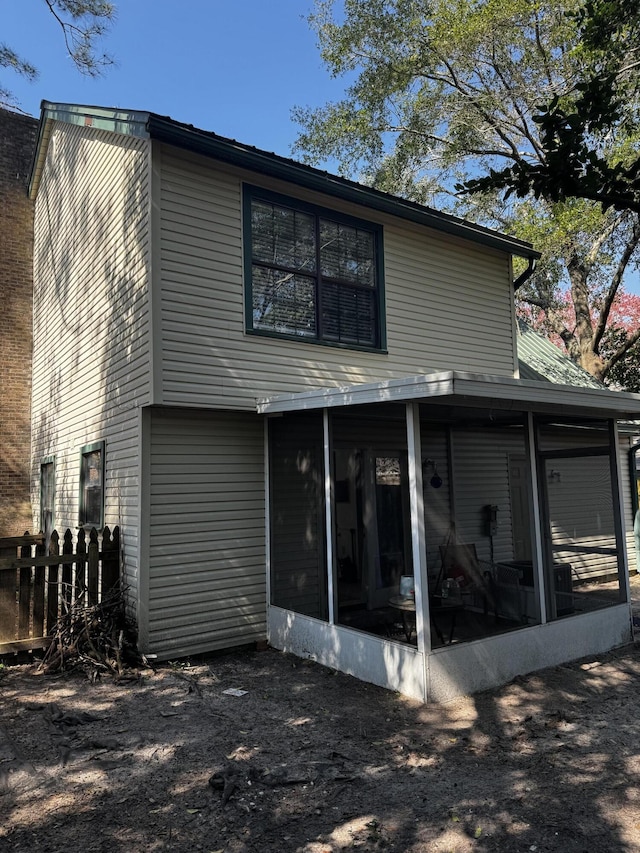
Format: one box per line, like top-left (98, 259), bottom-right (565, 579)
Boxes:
top-left (0, 526), bottom-right (120, 656)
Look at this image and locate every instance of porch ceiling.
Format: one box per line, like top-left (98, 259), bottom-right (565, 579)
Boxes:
top-left (256, 370), bottom-right (640, 420)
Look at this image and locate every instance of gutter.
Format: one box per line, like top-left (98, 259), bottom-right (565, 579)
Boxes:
top-left (146, 113), bottom-right (541, 262)
top-left (513, 256), bottom-right (537, 290)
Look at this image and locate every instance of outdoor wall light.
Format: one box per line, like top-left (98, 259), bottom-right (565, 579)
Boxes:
top-left (549, 469), bottom-right (562, 483)
top-left (423, 459), bottom-right (443, 489)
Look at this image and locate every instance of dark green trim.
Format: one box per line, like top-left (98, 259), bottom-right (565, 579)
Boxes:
top-left (243, 184), bottom-right (387, 352)
top-left (39, 456), bottom-right (55, 534)
top-left (148, 113), bottom-right (539, 261)
top-left (78, 440), bottom-right (105, 531)
top-left (246, 327), bottom-right (388, 355)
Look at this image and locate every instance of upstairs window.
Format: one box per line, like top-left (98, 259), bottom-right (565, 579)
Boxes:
top-left (79, 441), bottom-right (105, 529)
top-left (244, 186), bottom-right (385, 350)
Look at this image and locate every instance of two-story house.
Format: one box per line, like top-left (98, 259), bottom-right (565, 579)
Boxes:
top-left (28, 102), bottom-right (640, 702)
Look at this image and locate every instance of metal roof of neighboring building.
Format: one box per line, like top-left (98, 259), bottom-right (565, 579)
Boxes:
top-left (516, 319), bottom-right (605, 389)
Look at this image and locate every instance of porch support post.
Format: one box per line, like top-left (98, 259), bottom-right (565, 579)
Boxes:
top-left (406, 401), bottom-right (431, 652)
top-left (526, 412), bottom-right (547, 624)
top-left (610, 420), bottom-right (630, 603)
top-left (322, 408), bottom-right (336, 625)
top-left (264, 416), bottom-right (271, 614)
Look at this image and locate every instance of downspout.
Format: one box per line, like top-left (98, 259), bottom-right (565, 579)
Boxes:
top-left (630, 442), bottom-right (640, 574)
top-left (513, 256), bottom-right (537, 290)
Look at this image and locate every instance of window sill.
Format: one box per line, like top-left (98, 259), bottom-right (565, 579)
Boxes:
top-left (245, 327), bottom-right (388, 355)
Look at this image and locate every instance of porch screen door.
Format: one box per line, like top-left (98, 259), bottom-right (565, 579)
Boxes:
top-left (365, 453), bottom-right (413, 608)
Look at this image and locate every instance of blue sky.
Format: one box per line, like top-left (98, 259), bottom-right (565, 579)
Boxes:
top-left (4, 1), bottom-right (640, 297)
top-left (3, 0), bottom-right (337, 157)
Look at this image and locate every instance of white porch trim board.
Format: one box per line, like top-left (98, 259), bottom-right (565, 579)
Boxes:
top-left (268, 603), bottom-right (631, 704)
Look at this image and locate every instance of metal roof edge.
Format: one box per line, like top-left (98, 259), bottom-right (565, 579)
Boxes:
top-left (257, 371), bottom-right (457, 413)
top-left (146, 113), bottom-right (540, 261)
top-left (28, 101), bottom-right (150, 198)
top-left (26, 102), bottom-right (541, 260)
top-left (257, 369), bottom-right (640, 416)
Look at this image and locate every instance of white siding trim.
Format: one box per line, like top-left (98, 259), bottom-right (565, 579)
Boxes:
top-left (137, 406), bottom-right (151, 650)
top-left (150, 141), bottom-right (164, 405)
top-left (269, 605), bottom-right (426, 702)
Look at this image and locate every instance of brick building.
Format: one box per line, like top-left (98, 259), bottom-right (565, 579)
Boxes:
top-left (0, 108), bottom-right (38, 536)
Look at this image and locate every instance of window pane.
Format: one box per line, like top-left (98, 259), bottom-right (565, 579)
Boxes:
top-left (320, 219), bottom-right (375, 286)
top-left (81, 448), bottom-right (103, 527)
top-left (322, 282), bottom-right (376, 346)
top-left (40, 462), bottom-right (54, 532)
top-left (252, 266), bottom-right (316, 337)
top-left (251, 200), bottom-right (315, 272)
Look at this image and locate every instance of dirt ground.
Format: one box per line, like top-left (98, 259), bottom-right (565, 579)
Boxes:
top-left (3, 606), bottom-right (640, 852)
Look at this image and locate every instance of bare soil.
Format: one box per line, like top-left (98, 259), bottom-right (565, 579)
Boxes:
top-left (3, 622), bottom-right (640, 853)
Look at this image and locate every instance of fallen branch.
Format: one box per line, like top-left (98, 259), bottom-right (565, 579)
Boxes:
top-left (38, 587), bottom-right (140, 676)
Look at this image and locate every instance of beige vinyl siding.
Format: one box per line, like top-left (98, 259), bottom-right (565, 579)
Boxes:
top-left (453, 426), bottom-right (626, 584)
top-left (147, 408), bottom-right (266, 657)
top-left (451, 428), bottom-right (525, 565)
top-left (420, 424), bottom-right (452, 574)
top-left (545, 456), bottom-right (618, 581)
top-left (31, 122), bottom-right (151, 602)
top-left (156, 145), bottom-right (516, 410)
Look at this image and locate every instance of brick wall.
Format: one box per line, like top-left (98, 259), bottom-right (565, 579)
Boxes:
top-left (0, 109), bottom-right (38, 536)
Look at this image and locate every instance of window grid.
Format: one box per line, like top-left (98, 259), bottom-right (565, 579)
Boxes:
top-left (245, 187), bottom-right (384, 350)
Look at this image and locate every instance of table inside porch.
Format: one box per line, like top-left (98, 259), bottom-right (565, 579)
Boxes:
top-left (388, 594), bottom-right (465, 645)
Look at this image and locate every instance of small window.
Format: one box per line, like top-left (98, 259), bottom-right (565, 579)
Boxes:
top-left (40, 458), bottom-right (55, 534)
top-left (79, 441), bottom-right (105, 529)
top-left (244, 186), bottom-right (385, 350)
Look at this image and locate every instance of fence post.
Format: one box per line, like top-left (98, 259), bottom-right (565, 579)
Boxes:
top-left (101, 525), bottom-right (120, 595)
top-left (18, 533), bottom-right (32, 639)
top-left (0, 539), bottom-right (17, 645)
top-left (87, 528), bottom-right (99, 605)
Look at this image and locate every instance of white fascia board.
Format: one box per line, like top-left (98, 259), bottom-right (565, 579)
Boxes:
top-left (452, 373), bottom-right (640, 418)
top-left (257, 369), bottom-right (640, 419)
top-left (256, 372), bottom-right (456, 414)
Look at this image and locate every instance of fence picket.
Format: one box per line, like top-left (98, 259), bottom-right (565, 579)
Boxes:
top-left (87, 529), bottom-right (99, 606)
top-left (62, 529), bottom-right (73, 609)
top-left (46, 530), bottom-right (60, 633)
top-left (33, 536), bottom-right (46, 638)
top-left (0, 543), bottom-right (15, 644)
top-left (101, 526), bottom-right (120, 594)
top-left (75, 529), bottom-right (86, 600)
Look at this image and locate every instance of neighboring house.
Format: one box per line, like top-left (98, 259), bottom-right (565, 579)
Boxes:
top-left (28, 102), bottom-right (640, 703)
top-left (0, 108), bottom-right (38, 536)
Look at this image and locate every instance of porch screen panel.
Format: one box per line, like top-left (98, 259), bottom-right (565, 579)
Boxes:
top-left (269, 412), bottom-right (328, 620)
top-left (544, 454), bottom-right (623, 617)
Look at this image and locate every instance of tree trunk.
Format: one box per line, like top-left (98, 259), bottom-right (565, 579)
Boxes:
top-left (567, 256), bottom-right (605, 381)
